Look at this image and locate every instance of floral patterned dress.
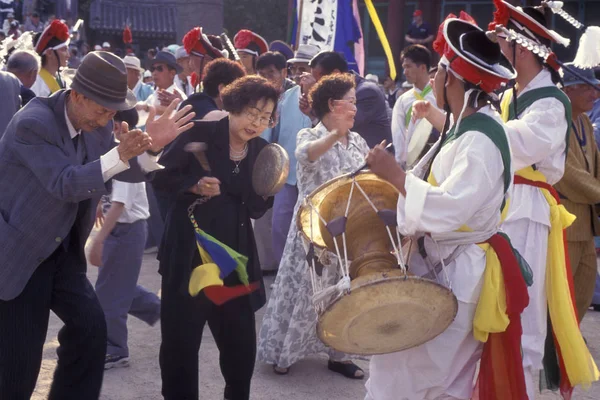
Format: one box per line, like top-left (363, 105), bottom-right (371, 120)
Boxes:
top-left (257, 122), bottom-right (371, 368)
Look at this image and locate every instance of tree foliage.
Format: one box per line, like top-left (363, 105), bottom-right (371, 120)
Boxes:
top-left (223, 0), bottom-right (289, 43)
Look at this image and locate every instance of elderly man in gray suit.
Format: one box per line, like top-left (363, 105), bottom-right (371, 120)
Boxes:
top-left (0, 51), bottom-right (194, 399)
top-left (0, 70), bottom-right (21, 135)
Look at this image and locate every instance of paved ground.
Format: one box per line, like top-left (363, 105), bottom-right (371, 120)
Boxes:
top-left (33, 253), bottom-right (600, 400)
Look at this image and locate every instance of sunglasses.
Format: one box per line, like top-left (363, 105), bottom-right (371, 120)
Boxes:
top-left (150, 65), bottom-right (166, 73)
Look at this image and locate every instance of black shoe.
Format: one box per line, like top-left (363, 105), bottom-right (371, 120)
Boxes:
top-left (327, 360), bottom-right (364, 379)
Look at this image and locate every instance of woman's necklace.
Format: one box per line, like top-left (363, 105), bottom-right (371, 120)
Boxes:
top-left (230, 143), bottom-right (248, 174)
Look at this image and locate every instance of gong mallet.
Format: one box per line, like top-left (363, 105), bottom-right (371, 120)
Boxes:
top-left (351, 142), bottom-right (394, 177)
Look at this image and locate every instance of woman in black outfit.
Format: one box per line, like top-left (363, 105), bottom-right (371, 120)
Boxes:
top-left (152, 75), bottom-right (279, 400)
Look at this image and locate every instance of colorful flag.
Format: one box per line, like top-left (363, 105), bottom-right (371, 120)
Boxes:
top-left (291, 0), bottom-right (362, 72)
top-left (188, 213), bottom-right (258, 305)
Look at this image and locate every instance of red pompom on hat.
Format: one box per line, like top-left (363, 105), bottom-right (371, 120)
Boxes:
top-left (123, 25), bottom-right (133, 44)
top-left (34, 19), bottom-right (70, 54)
top-left (183, 27), bottom-right (223, 59)
top-left (234, 29), bottom-right (268, 56)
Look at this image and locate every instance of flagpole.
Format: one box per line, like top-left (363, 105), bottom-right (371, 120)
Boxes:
top-left (295, 0), bottom-right (304, 50)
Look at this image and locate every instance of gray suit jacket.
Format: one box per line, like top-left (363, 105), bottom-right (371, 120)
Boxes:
top-left (0, 90), bottom-right (145, 300)
top-left (0, 71), bottom-right (21, 137)
top-left (353, 72), bottom-right (393, 150)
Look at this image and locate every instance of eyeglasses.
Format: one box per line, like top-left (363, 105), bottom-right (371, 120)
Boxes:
top-left (150, 65), bottom-right (165, 73)
top-left (244, 108), bottom-right (275, 127)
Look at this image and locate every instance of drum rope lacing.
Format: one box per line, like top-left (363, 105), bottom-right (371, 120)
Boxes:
top-left (303, 177), bottom-right (408, 313)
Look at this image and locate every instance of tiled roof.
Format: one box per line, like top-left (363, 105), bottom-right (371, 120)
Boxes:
top-left (89, 0), bottom-right (177, 38)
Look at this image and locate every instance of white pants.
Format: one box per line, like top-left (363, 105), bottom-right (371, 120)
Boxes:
top-left (502, 218), bottom-right (549, 399)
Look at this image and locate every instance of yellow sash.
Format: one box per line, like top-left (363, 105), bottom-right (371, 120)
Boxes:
top-left (514, 168), bottom-right (598, 386)
top-left (427, 172), bottom-right (508, 343)
top-left (500, 97), bottom-right (599, 386)
top-left (39, 68), bottom-right (61, 94)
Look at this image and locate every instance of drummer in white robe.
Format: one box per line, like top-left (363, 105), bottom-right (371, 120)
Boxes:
top-left (391, 44), bottom-right (438, 169)
top-left (364, 15), bottom-right (522, 400)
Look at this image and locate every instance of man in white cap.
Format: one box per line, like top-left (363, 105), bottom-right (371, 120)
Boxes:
top-left (174, 46), bottom-right (193, 97)
top-left (2, 12), bottom-right (14, 35)
top-left (287, 44), bottom-right (320, 85)
top-left (102, 42), bottom-right (111, 52)
top-left (123, 54), bottom-right (154, 102)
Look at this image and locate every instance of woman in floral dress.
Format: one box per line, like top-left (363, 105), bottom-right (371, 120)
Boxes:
top-left (258, 73), bottom-right (370, 378)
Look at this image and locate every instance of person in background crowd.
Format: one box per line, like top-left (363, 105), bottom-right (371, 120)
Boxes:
top-left (6, 49), bottom-right (39, 106)
top-left (0, 70), bottom-right (20, 136)
top-left (124, 54), bottom-right (154, 102)
top-left (43, 13), bottom-right (55, 28)
top-left (391, 44), bottom-right (437, 168)
top-left (383, 75), bottom-right (400, 108)
top-left (554, 64), bottom-right (600, 322)
top-left (143, 69), bottom-right (153, 85)
top-left (102, 42), bottom-right (111, 52)
top-left (88, 107), bottom-right (161, 370)
top-left (258, 73), bottom-right (368, 379)
top-left (30, 19), bottom-right (70, 97)
top-left (258, 49), bottom-right (313, 276)
top-left (301, 51), bottom-right (392, 149)
top-left (2, 12), bottom-right (14, 34)
top-left (182, 27), bottom-right (225, 93)
top-left (174, 46), bottom-right (193, 97)
top-left (405, 10), bottom-right (434, 47)
top-left (588, 67), bottom-right (600, 148)
top-left (23, 11), bottom-right (43, 33)
top-left (254, 50), bottom-right (298, 274)
top-left (93, 44), bottom-right (102, 51)
top-left (138, 51), bottom-right (185, 115)
top-left (256, 51), bottom-right (295, 94)
top-left (0, 31), bottom-right (6, 41)
top-left (153, 75), bottom-right (278, 400)
top-left (146, 48), bottom-right (157, 69)
top-left (68, 47), bottom-right (81, 69)
top-left (7, 19), bottom-right (18, 39)
top-left (234, 29), bottom-right (269, 75)
top-left (269, 40), bottom-right (294, 61)
top-left (287, 44), bottom-right (320, 85)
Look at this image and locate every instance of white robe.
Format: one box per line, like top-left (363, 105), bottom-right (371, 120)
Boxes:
top-left (366, 107), bottom-right (511, 400)
top-left (391, 85), bottom-right (438, 168)
top-left (500, 69), bottom-right (568, 378)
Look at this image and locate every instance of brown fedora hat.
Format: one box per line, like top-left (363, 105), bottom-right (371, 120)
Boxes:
top-left (71, 51), bottom-right (137, 111)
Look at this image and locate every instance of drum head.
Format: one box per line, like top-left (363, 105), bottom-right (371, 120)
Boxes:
top-left (297, 171), bottom-right (399, 251)
top-left (406, 119), bottom-right (433, 168)
top-left (252, 143), bottom-right (290, 197)
top-left (317, 271), bottom-right (458, 355)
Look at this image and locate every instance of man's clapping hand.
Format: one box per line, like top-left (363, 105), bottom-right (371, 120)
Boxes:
top-left (116, 122), bottom-right (152, 163)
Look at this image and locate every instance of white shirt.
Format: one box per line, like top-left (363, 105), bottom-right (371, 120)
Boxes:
top-left (63, 104), bottom-right (162, 182)
top-left (30, 73), bottom-right (51, 97)
top-left (503, 68), bottom-right (568, 226)
top-left (145, 82), bottom-right (187, 110)
top-left (391, 85), bottom-right (438, 168)
top-left (110, 180), bottom-right (150, 223)
top-left (174, 75), bottom-right (194, 98)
